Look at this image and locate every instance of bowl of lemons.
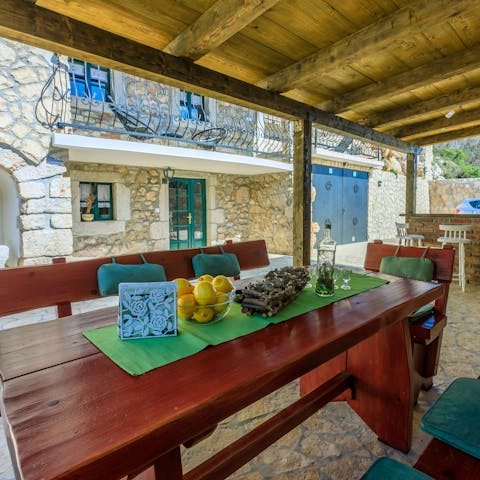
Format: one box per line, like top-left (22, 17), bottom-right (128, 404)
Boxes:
top-left (174, 274), bottom-right (235, 324)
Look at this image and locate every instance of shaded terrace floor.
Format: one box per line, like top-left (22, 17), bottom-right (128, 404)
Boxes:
top-left (0, 251), bottom-right (479, 480)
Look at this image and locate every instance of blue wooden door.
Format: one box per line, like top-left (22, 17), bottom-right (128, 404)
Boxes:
top-left (312, 165), bottom-right (368, 245)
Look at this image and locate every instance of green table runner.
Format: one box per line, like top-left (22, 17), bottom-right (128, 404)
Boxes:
top-left (84, 273), bottom-right (387, 375)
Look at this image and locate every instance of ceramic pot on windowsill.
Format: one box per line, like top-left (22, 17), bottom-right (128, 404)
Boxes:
top-left (81, 213), bottom-right (94, 222)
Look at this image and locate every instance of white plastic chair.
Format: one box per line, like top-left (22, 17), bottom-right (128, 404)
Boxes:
top-left (395, 222), bottom-right (424, 246)
top-left (437, 224), bottom-right (472, 292)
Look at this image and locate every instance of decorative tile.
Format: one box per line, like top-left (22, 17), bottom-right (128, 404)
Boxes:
top-left (118, 282), bottom-right (177, 339)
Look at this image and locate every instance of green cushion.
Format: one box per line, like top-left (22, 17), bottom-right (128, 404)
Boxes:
top-left (380, 255), bottom-right (434, 282)
top-left (360, 458), bottom-right (433, 480)
top-left (421, 377), bottom-right (480, 459)
top-left (408, 303), bottom-right (434, 323)
top-left (97, 262), bottom-right (166, 296)
top-left (192, 252), bottom-right (240, 278)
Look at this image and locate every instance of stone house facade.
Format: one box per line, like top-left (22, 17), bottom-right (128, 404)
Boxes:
top-left (0, 37), bottom-right (429, 267)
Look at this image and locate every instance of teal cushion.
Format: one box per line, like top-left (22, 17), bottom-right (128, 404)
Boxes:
top-left (421, 377), bottom-right (480, 459)
top-left (408, 303), bottom-right (435, 323)
top-left (97, 263), bottom-right (166, 296)
top-left (380, 255), bottom-right (434, 282)
top-left (192, 252), bottom-right (240, 278)
top-left (360, 458), bottom-right (433, 480)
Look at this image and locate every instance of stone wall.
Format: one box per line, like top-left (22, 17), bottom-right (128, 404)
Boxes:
top-left (368, 170), bottom-right (429, 241)
top-left (67, 162), bottom-right (167, 257)
top-left (0, 38), bottom-right (73, 266)
top-left (429, 178), bottom-right (480, 214)
top-left (214, 173), bottom-right (293, 254)
top-left (0, 38), bottom-right (52, 164)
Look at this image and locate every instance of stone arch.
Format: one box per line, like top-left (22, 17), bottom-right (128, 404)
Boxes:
top-left (0, 166), bottom-right (20, 266)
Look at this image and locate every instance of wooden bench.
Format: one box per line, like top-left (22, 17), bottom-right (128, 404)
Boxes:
top-left (0, 239), bottom-right (270, 319)
top-left (363, 240), bottom-right (455, 400)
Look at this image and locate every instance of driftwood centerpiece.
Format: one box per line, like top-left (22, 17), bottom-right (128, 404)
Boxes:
top-left (235, 266), bottom-right (309, 317)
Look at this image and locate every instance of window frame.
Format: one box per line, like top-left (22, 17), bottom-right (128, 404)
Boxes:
top-left (80, 182), bottom-right (114, 221)
top-left (179, 90), bottom-right (206, 121)
top-left (69, 59), bottom-right (111, 101)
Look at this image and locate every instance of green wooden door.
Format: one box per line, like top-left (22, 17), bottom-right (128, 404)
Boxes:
top-left (169, 178), bottom-right (206, 249)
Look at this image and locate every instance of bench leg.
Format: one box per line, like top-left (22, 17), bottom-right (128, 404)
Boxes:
top-left (347, 318), bottom-right (414, 453)
top-left (300, 318), bottom-right (415, 452)
top-left (154, 448), bottom-right (183, 480)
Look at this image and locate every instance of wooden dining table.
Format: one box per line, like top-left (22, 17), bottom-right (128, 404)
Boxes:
top-left (0, 276), bottom-right (444, 480)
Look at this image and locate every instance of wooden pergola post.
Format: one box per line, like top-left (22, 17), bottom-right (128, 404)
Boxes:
top-left (406, 151), bottom-right (418, 215)
top-left (293, 117), bottom-right (312, 267)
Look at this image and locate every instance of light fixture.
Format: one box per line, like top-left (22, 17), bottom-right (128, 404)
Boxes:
top-left (162, 167), bottom-right (175, 184)
top-left (445, 110), bottom-right (455, 119)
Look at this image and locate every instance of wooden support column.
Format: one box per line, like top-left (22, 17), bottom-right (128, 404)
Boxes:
top-left (406, 151), bottom-right (418, 216)
top-left (293, 118), bottom-right (312, 267)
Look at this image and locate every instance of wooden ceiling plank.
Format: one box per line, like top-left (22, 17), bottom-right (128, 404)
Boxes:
top-left (414, 125), bottom-right (480, 145)
top-left (257, 0), bottom-right (474, 93)
top-left (393, 107), bottom-right (480, 139)
top-left (164, 0), bottom-right (281, 60)
top-left (0, 0), bottom-right (415, 153)
top-left (35, 0), bottom-right (190, 50)
top-left (320, 44), bottom-right (480, 114)
top-left (370, 85), bottom-right (480, 129)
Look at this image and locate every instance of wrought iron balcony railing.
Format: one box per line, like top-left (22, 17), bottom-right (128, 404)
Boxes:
top-left (313, 128), bottom-right (381, 160)
top-left (36, 55), bottom-right (293, 161)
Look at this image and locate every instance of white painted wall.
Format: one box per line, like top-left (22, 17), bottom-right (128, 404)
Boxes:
top-left (0, 168), bottom-right (20, 266)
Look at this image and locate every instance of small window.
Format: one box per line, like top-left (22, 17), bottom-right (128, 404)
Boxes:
top-left (69, 60), bottom-right (110, 101)
top-left (179, 90), bottom-right (205, 121)
top-left (80, 182), bottom-right (113, 221)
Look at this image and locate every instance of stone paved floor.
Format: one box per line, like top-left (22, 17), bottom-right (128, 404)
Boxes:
top-left (1, 249), bottom-right (479, 479)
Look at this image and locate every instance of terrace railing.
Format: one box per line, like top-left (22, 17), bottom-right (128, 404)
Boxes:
top-left (36, 55), bottom-right (293, 161)
top-left (313, 128), bottom-right (381, 160)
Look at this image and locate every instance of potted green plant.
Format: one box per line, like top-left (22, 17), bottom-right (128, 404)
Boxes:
top-left (81, 193), bottom-right (96, 221)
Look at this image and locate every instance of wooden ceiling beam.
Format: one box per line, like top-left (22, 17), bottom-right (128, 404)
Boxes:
top-left (320, 44), bottom-right (480, 114)
top-left (414, 125), bottom-right (480, 145)
top-left (0, 0), bottom-right (416, 153)
top-left (164, 0), bottom-right (281, 61)
top-left (366, 86), bottom-right (480, 130)
top-left (35, 0), bottom-right (179, 51)
top-left (393, 108), bottom-right (480, 140)
top-left (257, 0), bottom-right (473, 93)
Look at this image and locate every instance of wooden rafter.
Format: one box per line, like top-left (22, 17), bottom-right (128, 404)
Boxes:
top-left (320, 44), bottom-right (480, 114)
top-left (415, 125), bottom-right (480, 145)
top-left (164, 0), bottom-right (281, 61)
top-left (0, 0), bottom-right (416, 153)
top-left (257, 0), bottom-right (473, 93)
top-left (366, 86), bottom-right (480, 130)
top-left (393, 107), bottom-right (480, 140)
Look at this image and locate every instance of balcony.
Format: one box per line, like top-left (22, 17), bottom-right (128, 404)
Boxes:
top-left (36, 55), bottom-right (293, 164)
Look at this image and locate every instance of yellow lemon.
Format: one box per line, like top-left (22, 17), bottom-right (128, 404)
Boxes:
top-left (177, 293), bottom-right (196, 318)
top-left (197, 274), bottom-right (214, 283)
top-left (214, 292), bottom-right (230, 313)
top-left (212, 275), bottom-right (234, 293)
top-left (173, 278), bottom-right (194, 296)
top-left (193, 307), bottom-right (215, 323)
top-left (193, 281), bottom-right (217, 305)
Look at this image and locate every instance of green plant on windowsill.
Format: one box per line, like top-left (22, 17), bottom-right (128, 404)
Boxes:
top-left (81, 193), bottom-right (96, 222)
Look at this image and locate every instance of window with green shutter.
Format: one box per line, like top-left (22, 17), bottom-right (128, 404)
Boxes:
top-left (80, 182), bottom-right (113, 221)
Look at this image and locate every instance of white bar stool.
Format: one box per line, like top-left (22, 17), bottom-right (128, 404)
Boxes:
top-left (437, 224), bottom-right (472, 292)
top-left (395, 222), bottom-right (424, 246)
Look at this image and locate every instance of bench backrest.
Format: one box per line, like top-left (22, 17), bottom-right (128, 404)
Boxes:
top-left (364, 240), bottom-right (455, 314)
top-left (0, 240), bottom-right (269, 318)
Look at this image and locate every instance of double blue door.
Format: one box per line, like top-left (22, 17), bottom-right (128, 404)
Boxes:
top-left (312, 165), bottom-right (368, 245)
